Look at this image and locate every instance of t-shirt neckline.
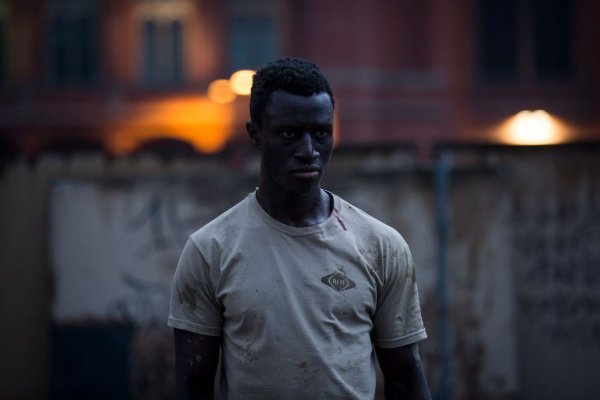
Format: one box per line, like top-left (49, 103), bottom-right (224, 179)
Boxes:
top-left (249, 189), bottom-right (341, 237)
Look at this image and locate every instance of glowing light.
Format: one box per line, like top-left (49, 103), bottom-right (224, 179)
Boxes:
top-left (500, 110), bottom-right (568, 145)
top-left (207, 79), bottom-right (237, 104)
top-left (106, 96), bottom-right (236, 155)
top-left (229, 70), bottom-right (255, 95)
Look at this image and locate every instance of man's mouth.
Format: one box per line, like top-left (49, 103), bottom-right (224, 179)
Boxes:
top-left (290, 166), bottom-right (320, 179)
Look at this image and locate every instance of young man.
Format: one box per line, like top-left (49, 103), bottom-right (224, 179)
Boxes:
top-left (168, 57), bottom-right (431, 399)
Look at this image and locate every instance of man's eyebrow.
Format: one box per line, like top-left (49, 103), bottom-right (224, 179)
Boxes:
top-left (271, 123), bottom-right (332, 129)
top-left (271, 124), bottom-right (296, 131)
top-left (314, 124), bottom-right (333, 131)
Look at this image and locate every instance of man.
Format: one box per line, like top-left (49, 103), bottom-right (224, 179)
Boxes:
top-left (168, 57), bottom-right (431, 399)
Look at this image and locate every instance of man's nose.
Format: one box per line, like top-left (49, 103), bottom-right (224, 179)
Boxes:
top-left (295, 132), bottom-right (318, 161)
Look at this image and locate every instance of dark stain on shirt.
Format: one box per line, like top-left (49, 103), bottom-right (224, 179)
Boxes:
top-left (336, 216), bottom-right (347, 231)
top-left (178, 284), bottom-right (198, 310)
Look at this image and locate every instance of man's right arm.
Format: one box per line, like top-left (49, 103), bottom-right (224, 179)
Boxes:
top-left (174, 328), bottom-right (221, 400)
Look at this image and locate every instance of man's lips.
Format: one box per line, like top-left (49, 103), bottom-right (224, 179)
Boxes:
top-left (290, 166), bottom-right (320, 179)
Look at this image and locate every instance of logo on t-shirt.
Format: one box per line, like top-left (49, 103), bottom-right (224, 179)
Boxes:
top-left (321, 270), bottom-right (356, 292)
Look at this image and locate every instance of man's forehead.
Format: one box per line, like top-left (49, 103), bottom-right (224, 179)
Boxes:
top-left (263, 91), bottom-right (333, 120)
top-left (269, 89), bottom-right (330, 99)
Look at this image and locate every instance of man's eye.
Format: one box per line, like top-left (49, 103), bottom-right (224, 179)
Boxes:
top-left (280, 131), bottom-right (296, 139)
top-left (314, 131), bottom-right (330, 138)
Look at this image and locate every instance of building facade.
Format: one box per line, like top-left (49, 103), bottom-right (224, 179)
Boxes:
top-left (0, 0), bottom-right (598, 160)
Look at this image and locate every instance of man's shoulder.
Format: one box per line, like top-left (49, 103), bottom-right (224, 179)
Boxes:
top-left (336, 195), bottom-right (408, 246)
top-left (189, 194), bottom-right (254, 245)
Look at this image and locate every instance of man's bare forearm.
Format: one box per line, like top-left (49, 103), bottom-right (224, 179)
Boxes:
top-left (174, 329), bottom-right (221, 400)
top-left (376, 343), bottom-right (432, 400)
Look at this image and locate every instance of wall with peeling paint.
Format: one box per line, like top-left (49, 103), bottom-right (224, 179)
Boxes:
top-left (1, 146), bottom-right (599, 399)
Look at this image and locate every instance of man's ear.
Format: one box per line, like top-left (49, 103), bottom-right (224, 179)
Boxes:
top-left (246, 121), bottom-right (261, 148)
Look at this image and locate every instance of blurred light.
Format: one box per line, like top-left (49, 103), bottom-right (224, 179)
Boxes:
top-left (207, 79), bottom-right (236, 104)
top-left (229, 70), bottom-right (255, 95)
top-left (107, 96), bottom-right (235, 155)
top-left (501, 110), bottom-right (567, 145)
top-left (135, 0), bottom-right (193, 21)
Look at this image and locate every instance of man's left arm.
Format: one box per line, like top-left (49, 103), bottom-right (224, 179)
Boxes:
top-left (375, 343), bottom-right (432, 400)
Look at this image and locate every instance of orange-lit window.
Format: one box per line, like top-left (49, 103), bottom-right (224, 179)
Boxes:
top-left (141, 19), bottom-right (183, 86)
top-left (136, 0), bottom-right (191, 87)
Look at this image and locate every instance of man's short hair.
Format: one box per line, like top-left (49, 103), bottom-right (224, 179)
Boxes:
top-left (249, 57), bottom-right (335, 125)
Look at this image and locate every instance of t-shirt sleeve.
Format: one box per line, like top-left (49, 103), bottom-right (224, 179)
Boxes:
top-left (372, 236), bottom-right (427, 348)
top-left (167, 238), bottom-right (223, 336)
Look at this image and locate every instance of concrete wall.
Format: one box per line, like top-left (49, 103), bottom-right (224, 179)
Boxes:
top-left (508, 150), bottom-right (600, 400)
top-left (1, 145), bottom-right (599, 399)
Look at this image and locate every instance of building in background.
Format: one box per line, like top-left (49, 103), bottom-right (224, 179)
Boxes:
top-left (0, 0), bottom-right (598, 160)
top-left (1, 2), bottom-right (600, 400)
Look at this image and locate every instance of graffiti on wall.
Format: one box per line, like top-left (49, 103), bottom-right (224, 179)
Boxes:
top-left (50, 179), bottom-right (240, 399)
top-left (513, 199), bottom-right (600, 345)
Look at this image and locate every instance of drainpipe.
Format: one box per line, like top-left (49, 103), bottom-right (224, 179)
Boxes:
top-left (434, 151), bottom-right (451, 400)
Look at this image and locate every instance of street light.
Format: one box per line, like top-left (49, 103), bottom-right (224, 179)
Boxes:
top-left (207, 79), bottom-right (236, 104)
top-left (502, 110), bottom-right (567, 145)
top-left (229, 70), bottom-right (255, 96)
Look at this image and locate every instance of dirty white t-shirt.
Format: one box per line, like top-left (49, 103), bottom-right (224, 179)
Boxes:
top-left (168, 191), bottom-right (427, 399)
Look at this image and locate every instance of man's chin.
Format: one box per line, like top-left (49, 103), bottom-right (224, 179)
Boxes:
top-left (286, 181), bottom-right (322, 196)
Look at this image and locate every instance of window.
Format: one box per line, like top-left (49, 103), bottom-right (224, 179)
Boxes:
top-left (478, 0), bottom-right (572, 82)
top-left (533, 0), bottom-right (571, 79)
top-left (137, 0), bottom-right (190, 87)
top-left (479, 0), bottom-right (518, 80)
top-left (141, 19), bottom-right (184, 86)
top-left (47, 0), bottom-right (99, 87)
top-left (228, 0), bottom-right (277, 72)
top-left (0, 0), bottom-right (10, 85)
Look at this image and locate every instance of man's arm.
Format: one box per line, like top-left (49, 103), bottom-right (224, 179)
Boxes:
top-left (174, 328), bottom-right (221, 400)
top-left (375, 343), bottom-right (432, 400)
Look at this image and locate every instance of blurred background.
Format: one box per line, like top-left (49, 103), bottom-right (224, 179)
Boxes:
top-left (0, 0), bottom-right (599, 399)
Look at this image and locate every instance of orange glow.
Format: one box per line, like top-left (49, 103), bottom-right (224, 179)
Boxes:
top-left (207, 79), bottom-right (237, 104)
top-left (229, 70), bottom-right (255, 95)
top-left (106, 95), bottom-right (236, 155)
top-left (496, 110), bottom-right (569, 145)
top-left (333, 107), bottom-right (340, 146)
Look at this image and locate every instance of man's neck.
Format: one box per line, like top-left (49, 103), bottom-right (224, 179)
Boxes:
top-left (256, 184), bottom-right (331, 228)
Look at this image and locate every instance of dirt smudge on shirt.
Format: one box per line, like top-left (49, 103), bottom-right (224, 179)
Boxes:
top-left (178, 284), bottom-right (198, 310)
top-left (243, 341), bottom-right (258, 362)
top-left (360, 233), bottom-right (383, 278)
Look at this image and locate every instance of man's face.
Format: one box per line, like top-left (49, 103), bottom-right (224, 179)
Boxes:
top-left (250, 90), bottom-right (334, 195)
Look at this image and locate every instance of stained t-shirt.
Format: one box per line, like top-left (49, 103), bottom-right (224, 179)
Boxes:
top-left (168, 191), bottom-right (427, 399)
